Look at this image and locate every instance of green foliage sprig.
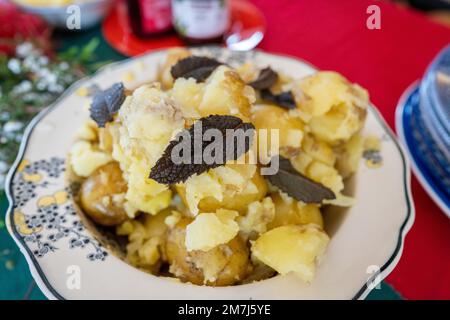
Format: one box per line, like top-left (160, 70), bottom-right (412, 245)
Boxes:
top-left (0, 38), bottom-right (104, 188)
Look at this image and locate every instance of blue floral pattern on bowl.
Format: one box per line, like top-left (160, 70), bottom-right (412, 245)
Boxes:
top-left (11, 158), bottom-right (108, 261)
top-left (402, 86), bottom-right (450, 202)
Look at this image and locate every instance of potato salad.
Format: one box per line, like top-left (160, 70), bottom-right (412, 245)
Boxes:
top-left (68, 49), bottom-right (369, 286)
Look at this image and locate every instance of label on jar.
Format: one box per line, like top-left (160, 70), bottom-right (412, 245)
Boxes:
top-left (138, 0), bottom-right (172, 33)
top-left (172, 0), bottom-right (229, 39)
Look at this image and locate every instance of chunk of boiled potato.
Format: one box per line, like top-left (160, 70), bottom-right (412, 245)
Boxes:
top-left (142, 208), bottom-right (172, 238)
top-left (200, 66), bottom-right (254, 119)
top-left (252, 225), bottom-right (329, 282)
top-left (171, 65), bottom-right (254, 120)
top-left (308, 103), bottom-right (366, 145)
top-left (251, 104), bottom-right (304, 159)
top-left (267, 192), bottom-right (323, 229)
top-left (124, 161), bottom-right (172, 216)
top-left (171, 77), bottom-right (203, 118)
top-left (70, 140), bottom-right (112, 177)
top-left (295, 71), bottom-right (369, 117)
top-left (237, 197), bottom-right (275, 236)
top-left (290, 152), bottom-right (313, 175)
top-left (335, 133), bottom-right (364, 178)
top-left (302, 134), bottom-right (336, 167)
top-left (176, 163), bottom-right (268, 215)
top-left (293, 71), bottom-right (368, 144)
top-left (98, 125), bottom-right (114, 153)
top-left (119, 85), bottom-right (184, 150)
top-left (165, 218), bottom-right (250, 286)
top-left (76, 120), bottom-right (98, 141)
top-left (185, 209), bottom-right (239, 251)
top-left (306, 161), bottom-right (344, 195)
top-left (137, 237), bottom-right (161, 266)
top-left (117, 209), bottom-right (172, 271)
top-left (108, 85), bottom-right (184, 216)
top-left (80, 162), bottom-right (128, 226)
top-left (117, 208), bottom-right (171, 240)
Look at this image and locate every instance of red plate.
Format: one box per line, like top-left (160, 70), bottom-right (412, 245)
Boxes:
top-left (102, 0), bottom-right (266, 56)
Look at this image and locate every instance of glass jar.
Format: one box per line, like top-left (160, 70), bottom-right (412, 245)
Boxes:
top-left (172, 0), bottom-right (230, 44)
top-left (127, 0), bottom-right (172, 38)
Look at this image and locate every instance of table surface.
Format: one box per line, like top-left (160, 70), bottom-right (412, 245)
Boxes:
top-left (1, 0), bottom-right (450, 300)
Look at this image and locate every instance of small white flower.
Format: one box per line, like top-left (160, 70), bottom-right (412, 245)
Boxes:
top-left (12, 80), bottom-right (32, 94)
top-left (36, 80), bottom-right (47, 91)
top-left (7, 59), bottom-right (21, 74)
top-left (48, 83), bottom-right (64, 93)
top-left (59, 62), bottom-right (69, 71)
top-left (46, 73), bottom-right (57, 85)
top-left (38, 56), bottom-right (49, 66)
top-left (16, 42), bottom-right (34, 58)
top-left (3, 121), bottom-right (23, 133)
top-left (23, 56), bottom-right (38, 71)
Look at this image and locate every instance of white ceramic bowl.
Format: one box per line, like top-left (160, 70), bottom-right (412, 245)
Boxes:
top-left (12, 0), bottom-right (112, 29)
top-left (5, 47), bottom-right (415, 300)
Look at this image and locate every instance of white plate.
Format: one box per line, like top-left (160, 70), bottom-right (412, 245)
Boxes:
top-left (5, 47), bottom-right (415, 300)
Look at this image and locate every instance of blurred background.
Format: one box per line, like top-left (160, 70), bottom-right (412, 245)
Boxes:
top-left (0, 0), bottom-right (449, 300)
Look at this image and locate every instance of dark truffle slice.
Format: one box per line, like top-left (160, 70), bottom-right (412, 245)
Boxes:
top-left (266, 155), bottom-right (335, 203)
top-left (150, 115), bottom-right (255, 185)
top-left (89, 82), bottom-right (125, 127)
top-left (249, 67), bottom-right (278, 90)
top-left (260, 89), bottom-right (297, 109)
top-left (170, 56), bottom-right (222, 82)
top-left (104, 83), bottom-right (125, 115)
top-left (90, 94), bottom-right (111, 128)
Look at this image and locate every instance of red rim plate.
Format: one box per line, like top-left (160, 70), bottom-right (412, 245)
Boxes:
top-left (102, 0), bottom-right (266, 57)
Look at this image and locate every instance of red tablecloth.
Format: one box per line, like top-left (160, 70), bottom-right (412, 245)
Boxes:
top-left (250, 0), bottom-right (450, 299)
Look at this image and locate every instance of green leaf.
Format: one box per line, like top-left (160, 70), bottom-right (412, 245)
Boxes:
top-left (79, 38), bottom-right (100, 62)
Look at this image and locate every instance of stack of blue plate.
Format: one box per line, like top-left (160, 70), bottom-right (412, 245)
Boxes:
top-left (396, 45), bottom-right (450, 217)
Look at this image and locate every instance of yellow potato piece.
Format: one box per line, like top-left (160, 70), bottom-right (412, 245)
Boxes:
top-left (200, 66), bottom-right (253, 119)
top-left (252, 225), bottom-right (329, 282)
top-left (80, 162), bottom-right (128, 226)
top-left (308, 103), bottom-right (366, 144)
top-left (268, 192), bottom-right (323, 229)
top-left (171, 77), bottom-right (203, 118)
top-left (117, 209), bottom-right (172, 271)
top-left (293, 71), bottom-right (368, 144)
top-left (165, 218), bottom-right (250, 286)
top-left (251, 104), bottom-right (304, 158)
top-left (335, 133), bottom-right (364, 178)
top-left (177, 163), bottom-right (267, 215)
top-left (237, 197), bottom-right (275, 236)
top-left (109, 85), bottom-right (184, 215)
top-left (76, 121), bottom-right (98, 141)
top-left (185, 209), bottom-right (239, 252)
top-left (302, 134), bottom-right (336, 167)
top-left (306, 161), bottom-right (344, 195)
top-left (171, 65), bottom-right (254, 121)
top-left (69, 140), bottom-right (112, 177)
